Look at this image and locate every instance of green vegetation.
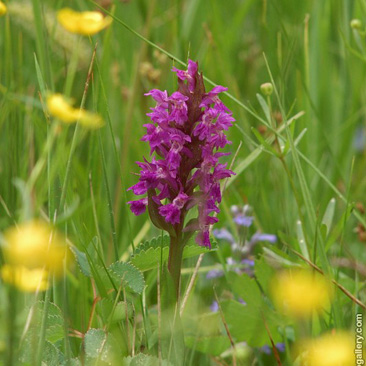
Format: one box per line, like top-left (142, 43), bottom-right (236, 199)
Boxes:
top-left (0, 0), bottom-right (365, 365)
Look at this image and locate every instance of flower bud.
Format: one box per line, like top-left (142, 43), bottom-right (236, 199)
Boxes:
top-left (260, 82), bottom-right (273, 96)
top-left (351, 19), bottom-right (362, 30)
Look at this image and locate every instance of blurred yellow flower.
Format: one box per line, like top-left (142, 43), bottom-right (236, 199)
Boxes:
top-left (57, 8), bottom-right (112, 36)
top-left (3, 220), bottom-right (67, 276)
top-left (1, 265), bottom-right (49, 292)
top-left (271, 269), bottom-right (333, 318)
top-left (0, 1), bottom-right (7, 17)
top-left (299, 332), bottom-right (354, 366)
top-left (47, 93), bottom-right (104, 128)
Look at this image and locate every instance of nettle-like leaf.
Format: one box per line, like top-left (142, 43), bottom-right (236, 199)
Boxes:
top-left (84, 328), bottom-right (120, 365)
top-left (95, 262), bottom-right (145, 295)
top-left (70, 244), bottom-right (92, 277)
top-left (71, 242), bottom-right (145, 294)
top-left (108, 262), bottom-right (145, 294)
top-left (19, 339), bottom-right (64, 366)
top-left (123, 353), bottom-right (173, 366)
top-left (130, 234), bottom-right (217, 272)
top-left (28, 301), bottom-right (65, 343)
top-left (18, 302), bottom-right (66, 365)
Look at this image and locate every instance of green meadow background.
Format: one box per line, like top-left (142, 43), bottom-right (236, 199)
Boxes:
top-left (0, 0), bottom-right (366, 365)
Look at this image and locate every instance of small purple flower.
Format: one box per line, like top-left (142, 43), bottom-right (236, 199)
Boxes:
top-left (241, 259), bottom-right (255, 267)
top-left (159, 192), bottom-right (189, 225)
top-left (260, 343), bottom-right (285, 355)
top-left (128, 60), bottom-right (235, 248)
top-left (232, 204), bottom-right (253, 227)
top-left (206, 269), bottom-right (224, 279)
top-left (128, 198), bottom-right (148, 216)
top-left (210, 301), bottom-right (219, 312)
top-left (172, 60), bottom-right (198, 92)
top-left (234, 215), bottom-right (254, 227)
top-left (212, 228), bottom-right (235, 243)
top-left (250, 233), bottom-right (277, 244)
top-left (260, 345), bottom-right (272, 355)
top-left (238, 298), bottom-right (247, 306)
top-left (276, 343), bottom-right (285, 353)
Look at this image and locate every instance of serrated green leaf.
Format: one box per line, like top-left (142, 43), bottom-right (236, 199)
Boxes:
top-left (108, 261), bottom-right (145, 294)
top-left (28, 301), bottom-right (64, 343)
top-left (69, 245), bottom-right (92, 277)
top-left (19, 338), bottom-right (64, 366)
top-left (130, 235), bottom-right (216, 272)
top-left (130, 246), bottom-right (169, 272)
top-left (134, 235), bottom-right (170, 255)
top-left (84, 328), bottom-right (120, 365)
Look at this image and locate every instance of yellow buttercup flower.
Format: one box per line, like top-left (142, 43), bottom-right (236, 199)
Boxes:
top-left (47, 93), bottom-right (104, 128)
top-left (299, 332), bottom-right (354, 366)
top-left (47, 94), bottom-right (84, 123)
top-left (0, 1), bottom-right (7, 17)
top-left (270, 269), bottom-right (333, 318)
top-left (3, 220), bottom-right (67, 276)
top-left (57, 8), bottom-right (112, 36)
top-left (1, 265), bottom-right (49, 292)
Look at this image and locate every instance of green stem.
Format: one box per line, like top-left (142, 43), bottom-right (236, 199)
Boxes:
top-left (6, 288), bottom-right (17, 366)
top-left (167, 234), bottom-right (184, 302)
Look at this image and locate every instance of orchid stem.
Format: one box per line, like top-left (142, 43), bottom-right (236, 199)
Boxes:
top-left (167, 234), bottom-right (184, 303)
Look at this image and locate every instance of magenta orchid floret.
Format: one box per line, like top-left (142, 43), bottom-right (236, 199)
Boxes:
top-left (128, 60), bottom-right (235, 248)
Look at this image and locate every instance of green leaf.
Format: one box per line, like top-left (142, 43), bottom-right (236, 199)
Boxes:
top-left (226, 271), bottom-right (261, 306)
top-left (251, 127), bottom-right (277, 156)
top-left (84, 328), bottom-right (120, 365)
top-left (256, 93), bottom-right (271, 124)
top-left (254, 256), bottom-right (276, 295)
top-left (61, 358), bottom-right (82, 366)
top-left (221, 299), bottom-right (284, 347)
top-left (134, 235), bottom-right (170, 255)
top-left (108, 261), bottom-right (145, 294)
top-left (19, 339), bottom-right (64, 366)
top-left (70, 245), bottom-right (92, 277)
top-left (296, 220), bottom-right (310, 260)
top-left (185, 335), bottom-right (231, 357)
top-left (97, 298), bottom-right (133, 323)
top-left (123, 353), bottom-right (173, 366)
top-left (325, 204), bottom-right (353, 251)
top-left (262, 246), bottom-right (300, 267)
top-left (321, 198), bottom-right (336, 238)
top-left (130, 235), bottom-right (216, 272)
top-left (28, 301), bottom-right (65, 343)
